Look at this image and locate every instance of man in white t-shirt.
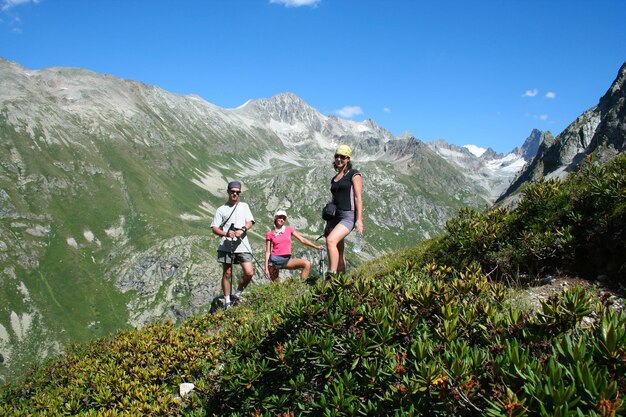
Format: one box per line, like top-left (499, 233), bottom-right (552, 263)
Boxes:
top-left (210, 181), bottom-right (255, 310)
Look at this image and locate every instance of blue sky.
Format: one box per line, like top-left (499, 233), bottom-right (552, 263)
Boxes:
top-left (1, 0), bottom-right (625, 153)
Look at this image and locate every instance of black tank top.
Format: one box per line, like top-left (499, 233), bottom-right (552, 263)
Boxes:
top-left (330, 169), bottom-right (360, 211)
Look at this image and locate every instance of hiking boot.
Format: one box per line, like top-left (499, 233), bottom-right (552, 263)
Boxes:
top-left (233, 292), bottom-right (246, 303)
top-left (223, 301), bottom-right (232, 311)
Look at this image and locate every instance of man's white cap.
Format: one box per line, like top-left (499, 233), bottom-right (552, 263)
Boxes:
top-left (274, 210), bottom-right (287, 217)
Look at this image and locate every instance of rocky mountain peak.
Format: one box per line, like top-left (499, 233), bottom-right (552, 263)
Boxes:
top-left (478, 147), bottom-right (501, 161)
top-left (600, 61), bottom-right (626, 110)
top-left (241, 92), bottom-right (323, 127)
top-left (513, 128), bottom-right (545, 161)
top-left (398, 131), bottom-right (417, 141)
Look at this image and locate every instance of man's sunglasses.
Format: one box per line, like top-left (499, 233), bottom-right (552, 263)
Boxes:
top-left (334, 154), bottom-right (349, 160)
top-left (228, 190), bottom-right (241, 195)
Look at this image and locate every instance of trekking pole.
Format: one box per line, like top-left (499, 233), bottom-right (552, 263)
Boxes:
top-left (315, 231), bottom-right (327, 279)
top-left (319, 249), bottom-right (327, 278)
top-left (228, 224), bottom-right (236, 301)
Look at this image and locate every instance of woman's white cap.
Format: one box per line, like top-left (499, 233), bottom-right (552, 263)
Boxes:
top-left (274, 210), bottom-right (287, 217)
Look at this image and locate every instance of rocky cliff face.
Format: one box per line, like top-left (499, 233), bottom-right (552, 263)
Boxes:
top-left (0, 58), bottom-right (501, 381)
top-left (592, 61), bottom-right (626, 156)
top-left (498, 61), bottom-right (626, 204)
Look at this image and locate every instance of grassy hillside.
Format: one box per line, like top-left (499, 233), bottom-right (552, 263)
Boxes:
top-left (0, 120), bottom-right (226, 382)
top-left (1, 157), bottom-right (624, 416)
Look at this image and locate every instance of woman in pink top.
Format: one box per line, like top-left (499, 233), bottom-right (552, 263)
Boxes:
top-left (265, 210), bottom-right (324, 282)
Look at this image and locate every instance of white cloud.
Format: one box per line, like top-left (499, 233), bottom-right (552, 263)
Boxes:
top-left (545, 91), bottom-right (556, 99)
top-left (335, 106), bottom-right (363, 118)
top-left (522, 89), bottom-right (539, 97)
top-left (383, 107), bottom-right (391, 113)
top-left (534, 114), bottom-right (549, 121)
top-left (1, 0), bottom-right (40, 12)
top-left (269, 0), bottom-right (321, 7)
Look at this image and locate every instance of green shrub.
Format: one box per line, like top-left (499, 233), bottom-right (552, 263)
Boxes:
top-left (430, 154), bottom-right (626, 286)
top-left (197, 270), bottom-right (625, 416)
top-left (0, 280), bottom-right (305, 416)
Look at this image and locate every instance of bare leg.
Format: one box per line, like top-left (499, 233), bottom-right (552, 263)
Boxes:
top-left (337, 239), bottom-right (346, 273)
top-left (237, 261), bottom-right (254, 292)
top-left (326, 224), bottom-right (351, 273)
top-left (285, 258), bottom-right (312, 279)
top-left (221, 263), bottom-right (233, 297)
top-left (268, 265), bottom-right (280, 282)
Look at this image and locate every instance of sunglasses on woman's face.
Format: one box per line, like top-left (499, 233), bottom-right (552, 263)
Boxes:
top-left (228, 190), bottom-right (241, 195)
top-left (275, 216), bottom-right (286, 220)
top-left (334, 154), bottom-right (349, 160)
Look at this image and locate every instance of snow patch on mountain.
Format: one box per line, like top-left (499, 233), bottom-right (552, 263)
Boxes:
top-left (485, 153), bottom-right (527, 173)
top-left (464, 144), bottom-right (487, 157)
top-left (436, 147), bottom-right (468, 160)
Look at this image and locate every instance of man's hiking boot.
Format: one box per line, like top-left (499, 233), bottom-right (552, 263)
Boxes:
top-left (223, 301), bottom-right (232, 311)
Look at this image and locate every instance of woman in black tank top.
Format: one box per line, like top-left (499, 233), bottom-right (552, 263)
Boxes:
top-left (325, 145), bottom-right (363, 277)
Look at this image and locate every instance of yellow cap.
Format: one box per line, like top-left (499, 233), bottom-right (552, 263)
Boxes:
top-left (335, 144), bottom-right (352, 157)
